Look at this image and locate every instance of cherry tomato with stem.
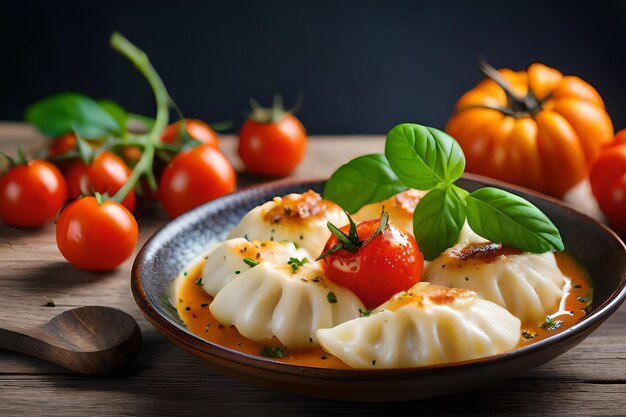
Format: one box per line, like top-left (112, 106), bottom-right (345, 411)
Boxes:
top-left (238, 95), bottom-right (307, 176)
top-left (56, 195), bottom-right (138, 271)
top-left (48, 132), bottom-right (78, 159)
top-left (318, 211), bottom-right (424, 309)
top-left (158, 143), bottom-right (236, 218)
top-left (65, 151), bottom-right (136, 211)
top-left (0, 159), bottom-right (68, 228)
top-left (161, 119), bottom-right (219, 148)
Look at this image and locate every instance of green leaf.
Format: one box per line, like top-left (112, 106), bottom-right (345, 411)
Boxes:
top-left (465, 187), bottom-right (564, 253)
top-left (97, 99), bottom-right (128, 135)
top-left (412, 184), bottom-right (467, 260)
top-left (25, 93), bottom-right (122, 139)
top-left (322, 154), bottom-right (407, 213)
top-left (384, 123), bottom-right (465, 189)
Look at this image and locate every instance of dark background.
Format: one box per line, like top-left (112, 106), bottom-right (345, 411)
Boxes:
top-left (3, 0), bottom-right (626, 134)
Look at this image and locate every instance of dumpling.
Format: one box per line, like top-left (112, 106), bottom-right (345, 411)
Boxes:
top-left (353, 189), bottom-right (426, 235)
top-left (210, 260), bottom-right (364, 349)
top-left (316, 282), bottom-right (521, 369)
top-left (201, 238), bottom-right (311, 297)
top-left (228, 190), bottom-right (348, 257)
top-left (423, 241), bottom-right (566, 323)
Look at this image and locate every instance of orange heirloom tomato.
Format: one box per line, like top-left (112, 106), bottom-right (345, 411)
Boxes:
top-left (446, 62), bottom-right (613, 197)
top-left (56, 196), bottom-right (138, 271)
top-left (589, 130), bottom-right (626, 236)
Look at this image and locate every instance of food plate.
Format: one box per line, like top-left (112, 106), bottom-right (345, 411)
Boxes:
top-left (131, 176), bottom-right (626, 401)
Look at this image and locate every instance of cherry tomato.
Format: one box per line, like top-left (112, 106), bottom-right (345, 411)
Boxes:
top-left (56, 196), bottom-right (138, 270)
top-left (589, 130), bottom-right (626, 236)
top-left (0, 160), bottom-right (68, 228)
top-left (48, 133), bottom-right (78, 159)
top-left (320, 218), bottom-right (424, 309)
top-left (65, 151), bottom-right (136, 211)
top-left (158, 144), bottom-right (236, 218)
top-left (161, 119), bottom-right (219, 148)
top-left (238, 113), bottom-right (307, 176)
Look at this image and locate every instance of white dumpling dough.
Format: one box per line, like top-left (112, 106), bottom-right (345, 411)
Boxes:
top-left (210, 260), bottom-right (364, 349)
top-left (353, 189), bottom-right (426, 235)
top-left (423, 240), bottom-right (566, 323)
top-left (227, 190), bottom-right (348, 257)
top-left (316, 282), bottom-right (521, 369)
top-left (201, 238), bottom-right (311, 297)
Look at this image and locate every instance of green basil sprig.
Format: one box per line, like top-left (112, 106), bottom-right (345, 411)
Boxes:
top-left (323, 123), bottom-right (564, 260)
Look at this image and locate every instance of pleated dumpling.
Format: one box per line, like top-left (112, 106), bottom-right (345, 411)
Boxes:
top-left (423, 240), bottom-right (566, 323)
top-left (227, 190), bottom-right (348, 256)
top-left (201, 238), bottom-right (310, 297)
top-left (210, 260), bottom-right (364, 349)
top-left (353, 189), bottom-right (426, 235)
top-left (316, 283), bottom-right (521, 369)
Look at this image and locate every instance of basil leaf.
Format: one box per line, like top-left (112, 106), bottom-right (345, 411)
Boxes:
top-left (413, 184), bottom-right (467, 260)
top-left (385, 123), bottom-right (465, 189)
top-left (466, 187), bottom-right (564, 253)
top-left (323, 154), bottom-right (407, 213)
top-left (25, 93), bottom-right (122, 138)
top-left (97, 99), bottom-right (128, 135)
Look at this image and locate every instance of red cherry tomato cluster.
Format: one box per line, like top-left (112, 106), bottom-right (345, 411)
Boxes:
top-left (0, 118), bottom-right (236, 271)
top-left (0, 34), bottom-right (306, 273)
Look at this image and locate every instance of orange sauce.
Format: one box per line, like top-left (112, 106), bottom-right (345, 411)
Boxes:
top-left (517, 252), bottom-right (592, 346)
top-left (175, 251), bottom-right (591, 369)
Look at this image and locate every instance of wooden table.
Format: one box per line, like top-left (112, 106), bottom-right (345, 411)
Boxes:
top-left (1, 123), bottom-right (624, 416)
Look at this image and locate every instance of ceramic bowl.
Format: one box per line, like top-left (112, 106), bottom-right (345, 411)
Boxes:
top-left (131, 176), bottom-right (626, 402)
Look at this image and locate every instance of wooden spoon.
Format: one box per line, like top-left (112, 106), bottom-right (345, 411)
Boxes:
top-left (0, 306), bottom-right (142, 374)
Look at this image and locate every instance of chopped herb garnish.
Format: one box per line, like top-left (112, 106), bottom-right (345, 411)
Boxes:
top-left (359, 308), bottom-right (374, 317)
top-left (259, 346), bottom-right (287, 358)
top-left (577, 296), bottom-right (588, 303)
top-left (235, 270), bottom-right (241, 275)
top-left (398, 292), bottom-right (412, 299)
top-left (195, 276), bottom-right (203, 286)
top-left (540, 316), bottom-right (563, 331)
top-left (327, 292), bottom-right (338, 304)
top-left (183, 271), bottom-right (188, 276)
top-left (522, 330), bottom-right (537, 339)
top-left (243, 257), bottom-right (259, 267)
top-left (288, 257), bottom-right (309, 271)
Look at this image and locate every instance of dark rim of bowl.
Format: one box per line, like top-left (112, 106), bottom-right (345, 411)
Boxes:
top-left (132, 174), bottom-right (626, 378)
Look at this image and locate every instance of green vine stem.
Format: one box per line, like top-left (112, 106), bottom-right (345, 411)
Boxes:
top-left (109, 32), bottom-right (170, 202)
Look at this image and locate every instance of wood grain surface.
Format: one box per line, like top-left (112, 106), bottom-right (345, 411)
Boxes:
top-left (0, 123), bottom-right (624, 416)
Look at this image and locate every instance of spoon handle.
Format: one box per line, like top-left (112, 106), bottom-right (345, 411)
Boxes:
top-left (0, 326), bottom-right (52, 361)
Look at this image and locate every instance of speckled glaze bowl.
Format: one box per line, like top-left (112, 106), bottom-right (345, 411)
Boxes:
top-left (131, 176), bottom-right (626, 402)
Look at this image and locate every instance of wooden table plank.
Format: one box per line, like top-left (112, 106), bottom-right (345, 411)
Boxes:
top-left (0, 123), bottom-right (624, 416)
